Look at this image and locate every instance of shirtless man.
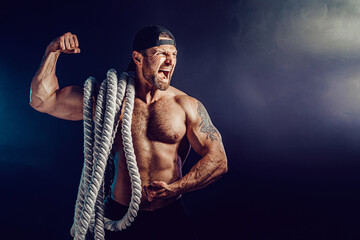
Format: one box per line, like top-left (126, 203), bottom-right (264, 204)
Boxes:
top-left (30, 26), bottom-right (227, 239)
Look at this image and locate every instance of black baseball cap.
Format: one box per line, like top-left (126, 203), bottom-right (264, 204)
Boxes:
top-left (127, 25), bottom-right (176, 71)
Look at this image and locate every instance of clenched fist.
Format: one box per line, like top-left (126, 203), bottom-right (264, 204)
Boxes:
top-left (46, 32), bottom-right (80, 54)
top-left (143, 181), bottom-right (180, 202)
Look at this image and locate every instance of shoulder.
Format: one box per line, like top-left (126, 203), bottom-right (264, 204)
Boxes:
top-left (167, 86), bottom-right (197, 106)
top-left (167, 86), bottom-right (202, 121)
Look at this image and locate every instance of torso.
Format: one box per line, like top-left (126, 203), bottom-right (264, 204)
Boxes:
top-left (111, 87), bottom-right (190, 210)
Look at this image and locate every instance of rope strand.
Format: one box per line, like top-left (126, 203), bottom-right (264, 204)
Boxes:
top-left (71, 70), bottom-right (141, 240)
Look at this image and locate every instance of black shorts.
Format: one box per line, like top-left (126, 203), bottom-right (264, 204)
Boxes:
top-left (101, 196), bottom-right (197, 240)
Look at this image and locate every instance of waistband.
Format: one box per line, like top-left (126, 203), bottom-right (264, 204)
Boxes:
top-left (104, 196), bottom-right (183, 221)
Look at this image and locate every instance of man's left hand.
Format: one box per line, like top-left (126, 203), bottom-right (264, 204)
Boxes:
top-left (143, 181), bottom-right (179, 202)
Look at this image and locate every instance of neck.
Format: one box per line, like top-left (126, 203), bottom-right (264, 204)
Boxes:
top-left (134, 70), bottom-right (162, 104)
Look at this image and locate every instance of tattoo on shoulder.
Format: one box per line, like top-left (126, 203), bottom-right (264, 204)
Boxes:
top-left (197, 101), bottom-right (219, 142)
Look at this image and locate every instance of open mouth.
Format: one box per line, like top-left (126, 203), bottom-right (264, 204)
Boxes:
top-left (158, 69), bottom-right (170, 79)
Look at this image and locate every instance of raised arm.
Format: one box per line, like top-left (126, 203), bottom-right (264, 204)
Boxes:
top-left (29, 32), bottom-right (84, 121)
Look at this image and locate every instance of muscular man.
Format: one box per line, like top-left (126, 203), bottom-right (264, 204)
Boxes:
top-left (30, 26), bottom-right (227, 239)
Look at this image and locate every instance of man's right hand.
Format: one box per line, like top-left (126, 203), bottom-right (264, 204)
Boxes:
top-left (46, 32), bottom-right (80, 54)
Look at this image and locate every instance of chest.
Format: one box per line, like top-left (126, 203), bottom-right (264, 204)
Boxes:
top-left (118, 98), bottom-right (186, 144)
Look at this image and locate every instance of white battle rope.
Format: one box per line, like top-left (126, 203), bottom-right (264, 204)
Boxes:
top-left (70, 70), bottom-right (142, 240)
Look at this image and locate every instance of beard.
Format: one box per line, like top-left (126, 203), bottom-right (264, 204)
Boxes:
top-left (142, 59), bottom-right (171, 91)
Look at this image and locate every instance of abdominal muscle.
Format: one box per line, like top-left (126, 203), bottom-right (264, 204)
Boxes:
top-left (111, 140), bottom-right (183, 211)
top-left (109, 95), bottom-right (188, 211)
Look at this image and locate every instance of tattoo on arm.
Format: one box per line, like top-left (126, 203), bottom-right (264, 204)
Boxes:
top-left (197, 101), bottom-right (219, 142)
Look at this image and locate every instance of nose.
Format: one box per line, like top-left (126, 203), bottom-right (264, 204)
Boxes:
top-left (165, 54), bottom-right (175, 65)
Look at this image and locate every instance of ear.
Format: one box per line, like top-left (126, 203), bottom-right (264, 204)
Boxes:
top-left (132, 51), bottom-right (143, 66)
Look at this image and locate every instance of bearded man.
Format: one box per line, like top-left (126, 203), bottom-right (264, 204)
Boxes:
top-left (30, 25), bottom-right (228, 240)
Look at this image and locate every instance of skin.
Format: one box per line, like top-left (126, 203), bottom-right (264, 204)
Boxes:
top-left (30, 32), bottom-right (228, 211)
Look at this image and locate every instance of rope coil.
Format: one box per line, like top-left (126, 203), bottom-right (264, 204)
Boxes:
top-left (70, 70), bottom-right (141, 240)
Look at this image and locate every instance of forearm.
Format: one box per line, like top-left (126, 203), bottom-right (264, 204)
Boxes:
top-left (173, 152), bottom-right (228, 195)
top-left (30, 49), bottom-right (61, 109)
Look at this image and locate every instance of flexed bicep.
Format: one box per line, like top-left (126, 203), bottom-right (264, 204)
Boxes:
top-left (30, 32), bottom-right (84, 121)
top-left (48, 85), bottom-right (84, 120)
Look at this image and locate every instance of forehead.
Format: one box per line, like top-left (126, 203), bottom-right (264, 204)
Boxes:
top-left (147, 44), bottom-right (177, 53)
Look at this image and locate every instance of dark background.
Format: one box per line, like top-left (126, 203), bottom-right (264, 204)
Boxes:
top-left (1, 0), bottom-right (360, 239)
